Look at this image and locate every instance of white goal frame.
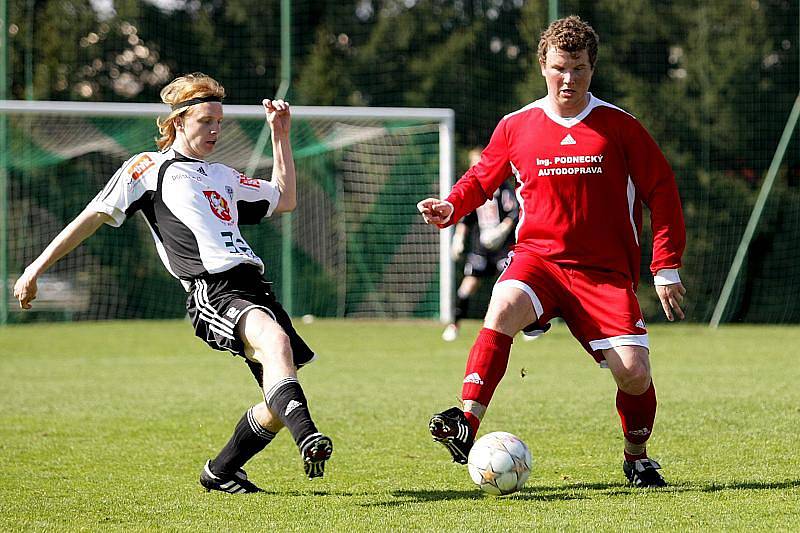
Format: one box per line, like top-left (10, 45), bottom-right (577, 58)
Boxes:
top-left (0, 100), bottom-right (456, 323)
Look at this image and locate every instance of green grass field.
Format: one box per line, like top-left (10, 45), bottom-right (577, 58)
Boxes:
top-left (1, 320), bottom-right (799, 531)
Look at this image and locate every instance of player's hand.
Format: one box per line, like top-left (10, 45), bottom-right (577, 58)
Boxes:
top-left (263, 99), bottom-right (291, 136)
top-left (656, 282), bottom-right (686, 321)
top-left (13, 269), bottom-right (38, 310)
top-left (417, 198), bottom-right (453, 226)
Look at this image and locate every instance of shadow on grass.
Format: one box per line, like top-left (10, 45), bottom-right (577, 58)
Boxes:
top-left (226, 479), bottom-right (800, 502)
top-left (700, 480), bottom-right (800, 492)
top-left (360, 488), bottom-right (587, 507)
top-left (527, 479), bottom-right (800, 496)
top-left (357, 479), bottom-right (800, 506)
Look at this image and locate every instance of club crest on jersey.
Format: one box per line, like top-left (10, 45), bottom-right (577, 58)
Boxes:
top-left (127, 154), bottom-right (155, 186)
top-left (202, 190), bottom-right (233, 222)
top-left (239, 173), bottom-right (261, 189)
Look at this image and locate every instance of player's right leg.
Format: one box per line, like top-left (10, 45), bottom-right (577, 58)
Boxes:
top-left (431, 282), bottom-right (537, 463)
top-left (239, 309), bottom-right (333, 480)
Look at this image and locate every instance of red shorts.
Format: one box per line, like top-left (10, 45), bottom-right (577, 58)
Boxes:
top-left (495, 251), bottom-right (648, 363)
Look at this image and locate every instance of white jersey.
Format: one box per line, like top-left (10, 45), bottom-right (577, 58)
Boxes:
top-left (88, 147), bottom-right (280, 285)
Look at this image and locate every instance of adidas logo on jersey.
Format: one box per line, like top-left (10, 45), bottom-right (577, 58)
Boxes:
top-left (635, 318), bottom-right (646, 329)
top-left (197, 166), bottom-right (207, 176)
top-left (285, 400), bottom-right (303, 416)
top-left (463, 372), bottom-right (484, 385)
top-left (560, 133), bottom-right (577, 145)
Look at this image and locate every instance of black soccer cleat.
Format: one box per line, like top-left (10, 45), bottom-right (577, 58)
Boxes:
top-left (300, 433), bottom-right (333, 479)
top-left (429, 407), bottom-right (475, 464)
top-left (623, 458), bottom-right (667, 488)
top-left (200, 460), bottom-right (264, 494)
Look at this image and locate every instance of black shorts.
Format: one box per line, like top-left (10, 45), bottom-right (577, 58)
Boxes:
top-left (185, 264), bottom-right (316, 385)
top-left (464, 250), bottom-right (511, 278)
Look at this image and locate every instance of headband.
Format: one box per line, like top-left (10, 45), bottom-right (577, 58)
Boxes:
top-left (170, 95), bottom-right (223, 111)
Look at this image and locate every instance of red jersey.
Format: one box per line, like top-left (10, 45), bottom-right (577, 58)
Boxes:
top-left (445, 94), bottom-right (685, 287)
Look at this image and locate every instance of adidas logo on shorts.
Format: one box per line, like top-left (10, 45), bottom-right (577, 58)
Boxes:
top-left (463, 372), bottom-right (484, 385)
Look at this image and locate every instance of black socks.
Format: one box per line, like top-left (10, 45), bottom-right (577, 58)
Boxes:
top-left (264, 377), bottom-right (319, 448)
top-left (210, 406), bottom-right (276, 477)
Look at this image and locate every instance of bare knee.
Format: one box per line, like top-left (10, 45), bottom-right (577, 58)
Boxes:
top-left (615, 362), bottom-right (651, 394)
top-left (250, 328), bottom-right (292, 365)
top-left (483, 287), bottom-right (537, 336)
top-left (604, 346), bottom-right (652, 395)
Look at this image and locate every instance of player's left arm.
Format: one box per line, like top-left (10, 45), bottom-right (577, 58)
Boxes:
top-left (264, 98), bottom-right (296, 213)
top-left (625, 118), bottom-right (687, 321)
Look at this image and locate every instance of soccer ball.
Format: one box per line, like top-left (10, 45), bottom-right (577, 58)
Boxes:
top-left (467, 431), bottom-right (532, 495)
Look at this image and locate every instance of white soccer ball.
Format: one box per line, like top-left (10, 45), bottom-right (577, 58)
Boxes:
top-left (467, 431), bottom-right (532, 495)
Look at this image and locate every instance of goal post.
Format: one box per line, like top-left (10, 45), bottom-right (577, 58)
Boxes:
top-left (0, 100), bottom-right (455, 324)
top-left (709, 90), bottom-right (800, 328)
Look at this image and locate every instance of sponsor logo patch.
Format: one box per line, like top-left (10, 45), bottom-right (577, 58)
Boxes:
top-left (127, 154), bottom-right (155, 183)
top-left (202, 190), bottom-right (233, 222)
top-left (239, 173), bottom-right (261, 189)
top-left (170, 173), bottom-right (202, 183)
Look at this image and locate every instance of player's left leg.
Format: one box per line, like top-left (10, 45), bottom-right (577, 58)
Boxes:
top-left (603, 345), bottom-right (666, 487)
top-left (239, 309), bottom-right (332, 479)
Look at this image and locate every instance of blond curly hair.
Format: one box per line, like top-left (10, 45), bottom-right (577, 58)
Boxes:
top-left (155, 73), bottom-right (225, 150)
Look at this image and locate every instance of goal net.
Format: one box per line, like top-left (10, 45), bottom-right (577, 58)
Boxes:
top-left (0, 101), bottom-right (454, 323)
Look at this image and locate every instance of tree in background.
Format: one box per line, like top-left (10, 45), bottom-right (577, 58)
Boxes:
top-left (4, 0), bottom-right (799, 322)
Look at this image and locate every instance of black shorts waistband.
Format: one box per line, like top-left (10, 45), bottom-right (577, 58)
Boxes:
top-left (186, 264), bottom-right (265, 284)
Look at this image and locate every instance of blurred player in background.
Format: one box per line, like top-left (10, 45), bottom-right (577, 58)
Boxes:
top-left (14, 73), bottom-right (332, 493)
top-left (418, 16), bottom-right (686, 487)
top-left (442, 148), bottom-right (519, 342)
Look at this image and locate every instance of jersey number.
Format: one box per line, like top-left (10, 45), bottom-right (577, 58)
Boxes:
top-left (220, 231), bottom-right (254, 257)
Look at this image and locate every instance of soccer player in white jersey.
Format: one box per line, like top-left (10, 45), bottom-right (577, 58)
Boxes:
top-left (14, 73), bottom-right (332, 493)
top-left (418, 16), bottom-right (686, 487)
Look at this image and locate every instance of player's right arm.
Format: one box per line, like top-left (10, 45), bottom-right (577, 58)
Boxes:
top-left (16, 152), bottom-right (156, 309)
top-left (418, 119), bottom-right (513, 228)
top-left (14, 209), bottom-right (113, 309)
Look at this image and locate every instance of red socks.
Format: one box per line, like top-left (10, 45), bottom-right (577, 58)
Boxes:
top-left (616, 382), bottom-right (657, 461)
top-left (463, 412), bottom-right (481, 435)
top-left (461, 328), bottom-right (514, 431)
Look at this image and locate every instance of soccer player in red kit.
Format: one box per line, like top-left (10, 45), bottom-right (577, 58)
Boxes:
top-left (417, 15), bottom-right (686, 487)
